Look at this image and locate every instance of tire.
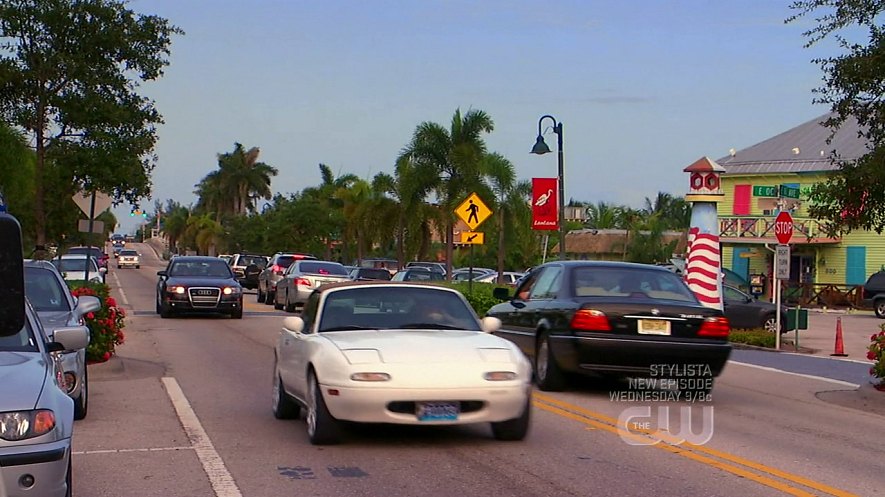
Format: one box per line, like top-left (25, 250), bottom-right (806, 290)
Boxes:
top-left (491, 395), bottom-right (531, 441)
top-left (535, 332), bottom-right (565, 391)
top-left (155, 298), bottom-right (161, 315)
top-left (73, 365), bottom-right (88, 420)
top-left (265, 290), bottom-right (276, 306)
top-left (273, 291), bottom-right (283, 310)
top-left (65, 455), bottom-right (72, 497)
top-left (272, 367), bottom-right (300, 419)
top-left (231, 308), bottom-right (243, 319)
top-left (284, 291), bottom-right (296, 313)
top-left (257, 287), bottom-right (265, 303)
top-left (306, 370), bottom-right (340, 445)
top-left (160, 301), bottom-right (173, 319)
top-left (136, 265), bottom-right (140, 269)
top-left (763, 314), bottom-right (779, 333)
top-left (117, 265), bottom-right (121, 269)
top-left (875, 299), bottom-right (885, 319)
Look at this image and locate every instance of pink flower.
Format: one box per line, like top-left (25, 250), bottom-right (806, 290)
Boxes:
top-left (86, 312), bottom-right (95, 320)
top-left (869, 351), bottom-right (878, 360)
top-left (873, 334), bottom-right (879, 341)
top-left (106, 297), bottom-right (117, 308)
top-left (102, 351), bottom-right (111, 361)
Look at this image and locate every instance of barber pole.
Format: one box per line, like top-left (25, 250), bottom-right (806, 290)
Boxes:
top-left (683, 157), bottom-right (725, 310)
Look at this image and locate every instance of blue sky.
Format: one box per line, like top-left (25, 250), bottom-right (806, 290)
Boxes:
top-left (118, 0), bottom-right (839, 233)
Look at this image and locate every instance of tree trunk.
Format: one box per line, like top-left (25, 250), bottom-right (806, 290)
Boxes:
top-left (497, 209), bottom-right (505, 284)
top-left (445, 218), bottom-right (454, 280)
top-left (34, 107), bottom-right (47, 255)
top-left (397, 212), bottom-right (405, 270)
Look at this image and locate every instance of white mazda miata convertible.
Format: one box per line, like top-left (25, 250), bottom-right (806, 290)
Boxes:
top-left (272, 281), bottom-right (533, 445)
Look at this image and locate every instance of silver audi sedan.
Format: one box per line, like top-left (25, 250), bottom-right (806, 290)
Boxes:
top-left (0, 300), bottom-right (89, 497)
top-left (24, 260), bottom-right (100, 420)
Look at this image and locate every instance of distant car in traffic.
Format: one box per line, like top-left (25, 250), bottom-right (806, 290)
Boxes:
top-left (156, 256), bottom-right (244, 319)
top-left (722, 284), bottom-right (790, 333)
top-left (391, 268), bottom-right (445, 282)
top-left (227, 253), bottom-right (268, 289)
top-left (117, 248), bottom-right (141, 269)
top-left (258, 253), bottom-right (317, 304)
top-left (272, 281), bottom-right (531, 444)
top-left (66, 246), bottom-right (109, 270)
top-left (472, 271), bottom-right (526, 286)
top-left (51, 254), bottom-right (106, 284)
top-left (274, 260), bottom-right (351, 312)
top-left (349, 267), bottom-right (392, 281)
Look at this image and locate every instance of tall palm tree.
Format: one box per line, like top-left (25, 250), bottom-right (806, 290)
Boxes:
top-left (483, 152), bottom-right (517, 282)
top-left (402, 108), bottom-right (494, 277)
top-left (161, 203), bottom-right (191, 254)
top-left (585, 201), bottom-right (623, 229)
top-left (216, 143), bottom-right (278, 215)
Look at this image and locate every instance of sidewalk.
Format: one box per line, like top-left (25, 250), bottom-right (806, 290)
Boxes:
top-left (778, 309), bottom-right (877, 364)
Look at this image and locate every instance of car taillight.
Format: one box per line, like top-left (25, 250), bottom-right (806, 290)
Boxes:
top-left (295, 277), bottom-right (311, 287)
top-left (570, 309), bottom-right (611, 331)
top-left (698, 316), bottom-right (730, 338)
top-left (273, 264), bottom-right (284, 275)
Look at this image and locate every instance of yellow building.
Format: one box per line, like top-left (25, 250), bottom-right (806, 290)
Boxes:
top-left (717, 113), bottom-right (883, 303)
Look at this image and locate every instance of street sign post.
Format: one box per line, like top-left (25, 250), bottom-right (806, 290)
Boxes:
top-left (773, 211), bottom-right (793, 351)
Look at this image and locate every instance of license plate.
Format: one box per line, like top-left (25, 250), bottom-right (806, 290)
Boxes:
top-left (638, 319), bottom-right (671, 335)
top-left (416, 402), bottom-right (459, 421)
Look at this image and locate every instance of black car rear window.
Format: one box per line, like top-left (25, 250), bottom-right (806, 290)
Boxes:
top-left (356, 268), bottom-right (392, 280)
top-left (299, 261), bottom-right (348, 276)
top-left (572, 266), bottom-right (698, 303)
top-left (236, 255), bottom-right (266, 267)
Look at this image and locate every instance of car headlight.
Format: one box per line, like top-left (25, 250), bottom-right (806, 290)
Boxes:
top-left (168, 286), bottom-right (186, 294)
top-left (0, 410), bottom-right (56, 441)
top-left (223, 287), bottom-right (241, 295)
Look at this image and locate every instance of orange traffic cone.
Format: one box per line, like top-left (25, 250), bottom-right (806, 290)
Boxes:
top-left (831, 316), bottom-right (848, 357)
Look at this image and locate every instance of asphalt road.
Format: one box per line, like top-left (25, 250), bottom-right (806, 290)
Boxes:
top-left (72, 244), bottom-right (885, 497)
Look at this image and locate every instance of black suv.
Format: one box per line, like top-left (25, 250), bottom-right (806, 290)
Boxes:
top-left (227, 253), bottom-right (268, 290)
top-left (863, 270), bottom-right (885, 318)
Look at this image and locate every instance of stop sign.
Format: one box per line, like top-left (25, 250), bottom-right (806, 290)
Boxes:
top-left (774, 211), bottom-right (793, 244)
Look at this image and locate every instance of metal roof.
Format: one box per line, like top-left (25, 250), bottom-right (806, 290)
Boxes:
top-left (717, 113), bottom-right (870, 175)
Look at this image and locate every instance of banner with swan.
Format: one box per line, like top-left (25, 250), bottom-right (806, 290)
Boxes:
top-left (532, 177), bottom-right (558, 230)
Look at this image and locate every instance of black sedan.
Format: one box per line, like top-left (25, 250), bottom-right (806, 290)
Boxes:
top-left (156, 256), bottom-right (244, 319)
top-left (722, 284), bottom-right (789, 333)
top-left (486, 261), bottom-right (732, 392)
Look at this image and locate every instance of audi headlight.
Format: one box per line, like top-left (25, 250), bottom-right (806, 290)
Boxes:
top-left (223, 287), bottom-right (241, 295)
top-left (0, 410), bottom-right (56, 441)
top-left (168, 286), bottom-right (186, 294)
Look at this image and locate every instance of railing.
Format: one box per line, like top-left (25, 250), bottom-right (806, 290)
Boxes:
top-left (780, 282), bottom-right (866, 308)
top-left (719, 216), bottom-right (837, 240)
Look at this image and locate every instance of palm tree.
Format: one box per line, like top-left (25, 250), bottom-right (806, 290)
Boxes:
top-left (161, 202), bottom-right (191, 254)
top-left (483, 152), bottom-right (518, 282)
top-left (402, 108), bottom-right (494, 277)
top-left (218, 144), bottom-right (278, 215)
top-left (585, 201), bottom-right (623, 229)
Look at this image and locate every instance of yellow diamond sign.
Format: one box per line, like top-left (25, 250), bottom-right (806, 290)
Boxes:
top-left (455, 192), bottom-right (492, 230)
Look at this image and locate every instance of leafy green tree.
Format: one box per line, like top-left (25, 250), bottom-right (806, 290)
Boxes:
top-left (585, 201), bottom-right (623, 229)
top-left (402, 108), bottom-right (494, 276)
top-left (787, 1), bottom-right (885, 234)
top-left (0, 0), bottom-right (182, 249)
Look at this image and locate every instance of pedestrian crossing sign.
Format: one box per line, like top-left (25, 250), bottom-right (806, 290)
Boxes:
top-left (455, 192), bottom-right (492, 230)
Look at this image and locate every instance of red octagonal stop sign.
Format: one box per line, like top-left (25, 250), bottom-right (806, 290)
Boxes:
top-left (775, 211), bottom-right (793, 244)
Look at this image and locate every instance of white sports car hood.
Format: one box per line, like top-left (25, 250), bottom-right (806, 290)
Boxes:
top-left (323, 330), bottom-right (515, 364)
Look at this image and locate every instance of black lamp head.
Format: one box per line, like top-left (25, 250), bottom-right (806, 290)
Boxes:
top-left (531, 135), bottom-right (551, 155)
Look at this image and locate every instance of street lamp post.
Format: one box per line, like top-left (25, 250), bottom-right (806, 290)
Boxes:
top-left (531, 115), bottom-right (566, 261)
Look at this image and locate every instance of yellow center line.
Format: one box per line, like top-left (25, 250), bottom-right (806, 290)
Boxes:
top-left (533, 393), bottom-right (859, 497)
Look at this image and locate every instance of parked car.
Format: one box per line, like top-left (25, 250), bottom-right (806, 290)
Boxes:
top-left (272, 281), bottom-right (531, 444)
top-left (451, 268), bottom-right (494, 281)
top-left (227, 253), bottom-right (269, 289)
top-left (486, 261), bottom-right (732, 392)
top-left (274, 260), bottom-right (351, 312)
top-left (24, 260), bottom-right (101, 419)
top-left (863, 270), bottom-right (885, 318)
top-left (355, 258), bottom-right (400, 276)
top-left (391, 267), bottom-right (445, 282)
top-left (722, 284), bottom-right (789, 332)
top-left (51, 254), bottom-right (106, 284)
top-left (472, 271), bottom-right (526, 286)
top-left (1, 211), bottom-right (90, 497)
top-left (65, 245), bottom-right (109, 270)
top-left (405, 261), bottom-right (447, 276)
top-left (156, 256), bottom-right (244, 319)
top-left (349, 267), bottom-right (393, 281)
top-left (117, 248), bottom-right (141, 269)
top-left (258, 253), bottom-right (317, 304)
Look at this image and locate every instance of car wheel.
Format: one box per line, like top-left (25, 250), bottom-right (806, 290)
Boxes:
top-left (136, 265), bottom-right (140, 269)
top-left (763, 314), bottom-right (779, 333)
top-left (231, 308), bottom-right (243, 319)
top-left (535, 332), bottom-right (565, 391)
top-left (272, 366), bottom-right (300, 419)
top-left (284, 292), bottom-right (296, 313)
top-left (875, 299), bottom-right (885, 319)
top-left (306, 370), bottom-right (340, 445)
top-left (160, 301), bottom-right (173, 319)
top-left (117, 265), bottom-right (121, 269)
top-left (65, 455), bottom-right (72, 497)
top-left (73, 365), bottom-right (88, 420)
top-left (265, 290), bottom-right (276, 306)
top-left (155, 297), bottom-right (161, 315)
top-left (273, 291), bottom-right (283, 310)
top-left (491, 395), bottom-right (531, 441)
top-left (257, 287), bottom-right (265, 303)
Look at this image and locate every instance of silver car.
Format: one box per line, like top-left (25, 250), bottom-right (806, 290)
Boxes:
top-left (0, 300), bottom-right (90, 497)
top-left (116, 248), bottom-right (141, 269)
top-left (24, 260), bottom-right (101, 420)
top-left (274, 260), bottom-right (350, 312)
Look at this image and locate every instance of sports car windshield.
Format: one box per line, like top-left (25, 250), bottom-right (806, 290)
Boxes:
top-left (170, 260), bottom-right (233, 278)
top-left (318, 286), bottom-right (481, 332)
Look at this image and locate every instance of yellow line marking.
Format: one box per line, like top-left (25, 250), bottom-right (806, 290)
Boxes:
top-left (533, 393), bottom-right (858, 497)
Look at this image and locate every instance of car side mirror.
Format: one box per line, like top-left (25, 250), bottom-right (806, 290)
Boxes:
top-left (157, 270), bottom-right (168, 277)
top-left (283, 316), bottom-right (305, 334)
top-left (99, 267), bottom-right (108, 274)
top-left (76, 295), bottom-right (101, 315)
top-left (51, 325), bottom-right (90, 351)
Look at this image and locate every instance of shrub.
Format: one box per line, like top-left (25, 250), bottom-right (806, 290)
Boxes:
top-left (869, 323), bottom-right (885, 382)
top-left (728, 329), bottom-right (776, 348)
top-left (444, 281), bottom-right (507, 316)
top-left (68, 281), bottom-right (126, 362)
